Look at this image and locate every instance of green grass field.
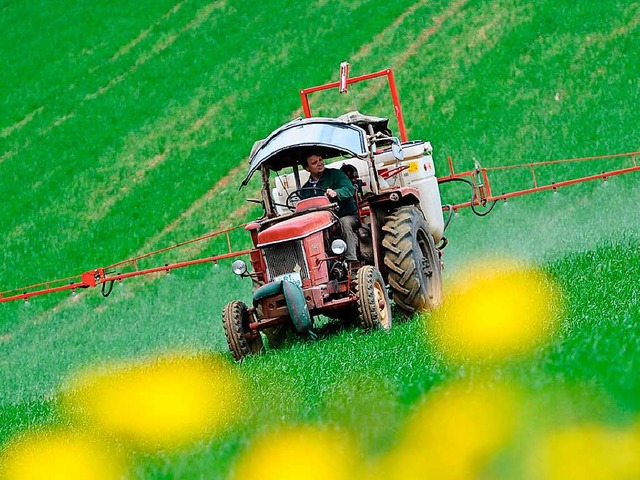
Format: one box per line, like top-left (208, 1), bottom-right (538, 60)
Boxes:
top-left (1, 0), bottom-right (639, 478)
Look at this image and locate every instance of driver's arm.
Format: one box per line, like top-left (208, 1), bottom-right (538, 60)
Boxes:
top-left (326, 169), bottom-right (355, 201)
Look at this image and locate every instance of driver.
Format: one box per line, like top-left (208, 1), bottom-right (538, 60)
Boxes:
top-left (300, 153), bottom-right (359, 262)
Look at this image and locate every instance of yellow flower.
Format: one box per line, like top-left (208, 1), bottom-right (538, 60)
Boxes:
top-left (0, 429), bottom-right (126, 480)
top-left (430, 260), bottom-right (562, 362)
top-left (374, 379), bottom-right (519, 480)
top-left (232, 425), bottom-right (361, 480)
top-left (527, 423), bottom-right (640, 479)
top-left (62, 353), bottom-right (244, 451)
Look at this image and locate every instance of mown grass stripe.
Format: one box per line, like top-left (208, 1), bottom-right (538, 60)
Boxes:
top-left (0, 107), bottom-right (44, 139)
top-left (1, 1), bottom-right (225, 165)
top-left (108, 0), bottom-right (188, 63)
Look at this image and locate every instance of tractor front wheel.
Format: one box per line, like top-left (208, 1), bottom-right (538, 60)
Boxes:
top-left (355, 265), bottom-right (392, 331)
top-left (382, 205), bottom-right (443, 315)
top-left (222, 300), bottom-right (263, 361)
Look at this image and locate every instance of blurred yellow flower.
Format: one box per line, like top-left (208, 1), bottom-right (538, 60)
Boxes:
top-left (429, 260), bottom-right (562, 362)
top-left (374, 379), bottom-right (519, 480)
top-left (62, 353), bottom-right (244, 451)
top-left (231, 425), bottom-right (361, 480)
top-left (527, 423), bottom-right (640, 479)
top-left (0, 429), bottom-right (126, 480)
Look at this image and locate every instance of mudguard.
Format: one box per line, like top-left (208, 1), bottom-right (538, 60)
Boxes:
top-left (282, 280), bottom-right (312, 333)
top-left (253, 281), bottom-right (283, 306)
top-left (251, 280), bottom-right (312, 333)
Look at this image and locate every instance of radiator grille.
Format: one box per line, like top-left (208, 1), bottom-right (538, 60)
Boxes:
top-left (263, 241), bottom-right (309, 280)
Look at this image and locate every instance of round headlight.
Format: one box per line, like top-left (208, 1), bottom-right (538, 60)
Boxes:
top-left (231, 260), bottom-right (247, 276)
top-left (331, 239), bottom-right (347, 255)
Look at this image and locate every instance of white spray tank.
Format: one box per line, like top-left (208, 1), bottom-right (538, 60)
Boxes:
top-left (375, 141), bottom-right (445, 243)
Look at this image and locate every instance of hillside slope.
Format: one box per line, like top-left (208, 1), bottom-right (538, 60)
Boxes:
top-left (1, 0), bottom-right (639, 477)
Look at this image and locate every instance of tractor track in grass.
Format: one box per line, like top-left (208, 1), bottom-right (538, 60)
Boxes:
top-left (84, 0), bottom-right (224, 102)
top-left (107, 0), bottom-right (187, 64)
top-left (82, 94), bottom-right (237, 225)
top-left (398, 0), bottom-right (470, 62)
top-left (344, 0), bottom-right (476, 110)
top-left (496, 3), bottom-right (640, 159)
top-left (0, 107), bottom-right (44, 140)
top-left (0, 0), bottom-right (224, 165)
top-left (350, 0), bottom-right (434, 63)
top-left (0, 1), bottom-right (189, 150)
top-left (4, 0), bottom-right (231, 243)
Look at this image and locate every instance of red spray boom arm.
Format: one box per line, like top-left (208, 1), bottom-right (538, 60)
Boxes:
top-left (2, 149), bottom-right (638, 304)
top-left (0, 225), bottom-right (253, 304)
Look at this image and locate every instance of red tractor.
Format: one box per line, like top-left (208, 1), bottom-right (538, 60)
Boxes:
top-left (223, 79), bottom-right (446, 360)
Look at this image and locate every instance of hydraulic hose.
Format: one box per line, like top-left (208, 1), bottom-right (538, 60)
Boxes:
top-left (101, 280), bottom-right (115, 297)
top-left (439, 177), bottom-right (497, 217)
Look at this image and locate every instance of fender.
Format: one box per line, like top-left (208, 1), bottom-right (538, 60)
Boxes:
top-left (365, 186), bottom-right (422, 208)
top-left (251, 280), bottom-right (312, 333)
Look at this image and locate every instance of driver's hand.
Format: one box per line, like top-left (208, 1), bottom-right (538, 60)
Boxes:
top-left (325, 188), bottom-right (338, 198)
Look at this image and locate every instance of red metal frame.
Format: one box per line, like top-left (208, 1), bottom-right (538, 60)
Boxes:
top-left (439, 151), bottom-right (640, 211)
top-left (300, 68), bottom-right (408, 142)
top-left (0, 225), bottom-right (252, 304)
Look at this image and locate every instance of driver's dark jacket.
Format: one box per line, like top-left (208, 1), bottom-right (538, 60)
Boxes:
top-left (300, 168), bottom-right (357, 217)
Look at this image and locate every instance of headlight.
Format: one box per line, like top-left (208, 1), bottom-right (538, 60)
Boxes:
top-left (331, 239), bottom-right (347, 255)
top-left (232, 260), bottom-right (247, 276)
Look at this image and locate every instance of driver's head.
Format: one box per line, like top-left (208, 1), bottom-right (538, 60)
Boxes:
top-left (303, 153), bottom-right (325, 177)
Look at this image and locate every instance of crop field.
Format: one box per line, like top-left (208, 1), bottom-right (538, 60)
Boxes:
top-left (1, 0), bottom-right (639, 478)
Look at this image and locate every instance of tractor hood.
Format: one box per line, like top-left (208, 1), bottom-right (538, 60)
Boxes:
top-left (241, 117), bottom-right (369, 187)
top-left (257, 211), bottom-right (335, 246)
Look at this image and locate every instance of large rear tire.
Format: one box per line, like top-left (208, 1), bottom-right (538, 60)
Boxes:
top-left (355, 265), bottom-right (392, 331)
top-left (222, 300), bottom-right (263, 361)
top-left (382, 205), bottom-right (443, 314)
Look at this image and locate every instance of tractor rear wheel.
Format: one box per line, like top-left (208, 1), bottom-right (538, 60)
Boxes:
top-left (355, 265), bottom-right (392, 331)
top-left (222, 300), bottom-right (263, 361)
top-left (382, 205), bottom-right (442, 315)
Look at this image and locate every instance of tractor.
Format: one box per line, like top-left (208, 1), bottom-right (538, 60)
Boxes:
top-left (222, 109), bottom-right (446, 361)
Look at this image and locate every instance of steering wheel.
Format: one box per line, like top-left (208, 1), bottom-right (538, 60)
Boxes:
top-left (285, 186), bottom-right (326, 211)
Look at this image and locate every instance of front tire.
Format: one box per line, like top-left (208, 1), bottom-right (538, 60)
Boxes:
top-left (222, 300), bottom-right (263, 361)
top-left (355, 266), bottom-right (392, 331)
top-left (382, 206), bottom-right (443, 315)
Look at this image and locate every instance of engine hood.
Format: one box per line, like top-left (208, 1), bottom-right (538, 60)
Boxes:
top-left (257, 211), bottom-right (335, 246)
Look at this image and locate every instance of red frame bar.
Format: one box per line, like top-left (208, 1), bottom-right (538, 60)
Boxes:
top-left (300, 68), bottom-right (408, 142)
top-left (0, 249), bottom-right (253, 304)
top-left (442, 163), bottom-right (639, 211)
top-left (0, 222), bottom-right (253, 304)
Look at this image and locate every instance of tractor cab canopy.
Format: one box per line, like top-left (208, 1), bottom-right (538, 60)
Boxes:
top-left (241, 113), bottom-right (390, 187)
